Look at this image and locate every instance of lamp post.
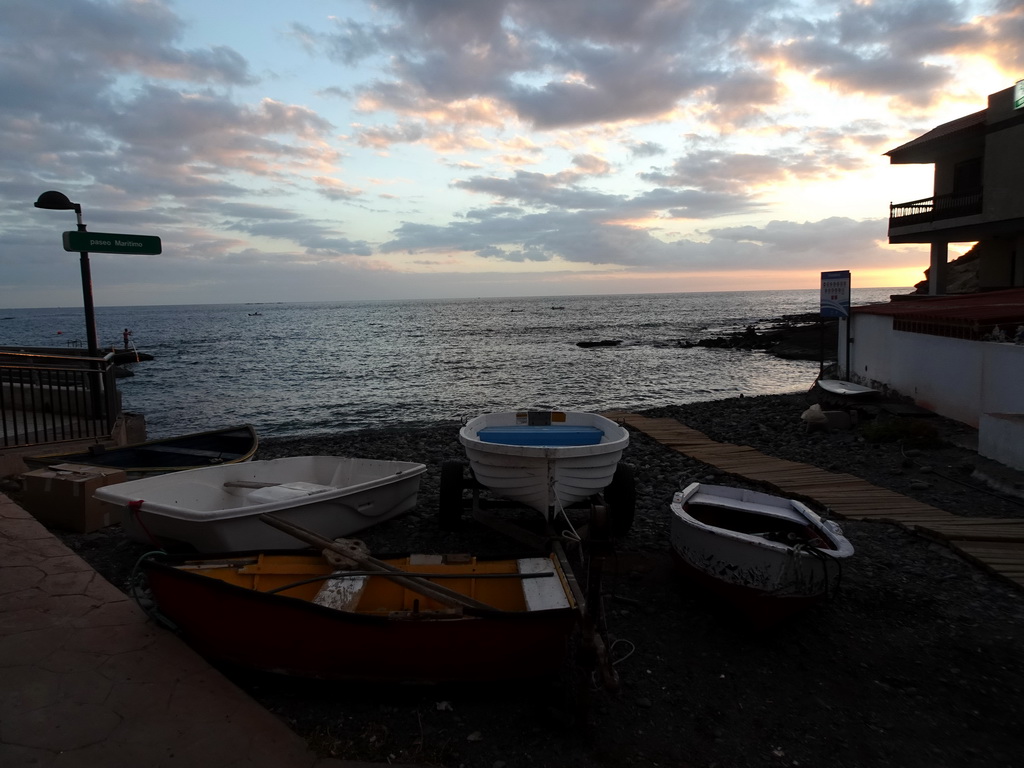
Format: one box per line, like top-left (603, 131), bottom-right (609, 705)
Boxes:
top-left (34, 190), bottom-right (99, 357)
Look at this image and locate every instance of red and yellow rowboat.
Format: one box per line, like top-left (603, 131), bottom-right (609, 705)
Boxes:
top-left (140, 549), bottom-right (581, 683)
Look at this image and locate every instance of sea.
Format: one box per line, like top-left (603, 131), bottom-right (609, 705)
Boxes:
top-left (1, 288), bottom-right (903, 440)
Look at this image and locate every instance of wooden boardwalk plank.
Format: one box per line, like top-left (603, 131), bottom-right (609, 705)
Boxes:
top-left (955, 541), bottom-right (1024, 553)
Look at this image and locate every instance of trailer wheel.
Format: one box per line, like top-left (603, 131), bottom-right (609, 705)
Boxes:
top-left (604, 463), bottom-right (636, 536)
top-left (439, 460), bottom-right (466, 529)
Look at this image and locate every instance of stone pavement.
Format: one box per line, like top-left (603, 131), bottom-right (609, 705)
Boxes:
top-left (0, 493), bottom-right (389, 768)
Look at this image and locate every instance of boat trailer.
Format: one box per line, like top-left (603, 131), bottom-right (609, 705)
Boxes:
top-left (437, 460), bottom-right (634, 692)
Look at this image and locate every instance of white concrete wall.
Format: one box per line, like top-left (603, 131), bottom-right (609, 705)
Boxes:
top-left (980, 341), bottom-right (1024, 416)
top-left (979, 414), bottom-right (1024, 471)
top-left (843, 314), bottom-right (1024, 429)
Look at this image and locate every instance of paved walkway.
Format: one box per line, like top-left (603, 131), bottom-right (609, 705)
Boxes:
top-left (0, 493), bottom-right (379, 768)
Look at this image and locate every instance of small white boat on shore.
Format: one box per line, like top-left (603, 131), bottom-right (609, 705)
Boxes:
top-left (445, 409), bottom-right (633, 533)
top-left (93, 456), bottom-right (427, 552)
top-left (815, 378), bottom-right (878, 399)
top-left (670, 482), bottom-right (854, 625)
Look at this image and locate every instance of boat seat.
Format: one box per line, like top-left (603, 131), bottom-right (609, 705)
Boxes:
top-left (518, 557), bottom-right (571, 611)
top-left (688, 492), bottom-right (808, 524)
top-left (477, 425), bottom-right (604, 446)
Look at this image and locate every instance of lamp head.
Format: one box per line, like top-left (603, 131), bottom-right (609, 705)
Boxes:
top-left (34, 190), bottom-right (80, 211)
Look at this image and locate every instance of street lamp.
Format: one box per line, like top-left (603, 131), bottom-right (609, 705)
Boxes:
top-left (34, 190), bottom-right (99, 357)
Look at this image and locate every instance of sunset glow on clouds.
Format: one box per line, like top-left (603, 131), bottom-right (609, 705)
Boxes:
top-left (2, 0), bottom-right (1022, 307)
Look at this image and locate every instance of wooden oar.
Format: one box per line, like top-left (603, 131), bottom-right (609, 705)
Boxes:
top-left (259, 513), bottom-right (499, 612)
top-left (224, 480), bottom-right (278, 489)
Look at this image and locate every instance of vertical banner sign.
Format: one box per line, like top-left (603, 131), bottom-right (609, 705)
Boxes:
top-left (820, 270), bottom-right (851, 318)
top-left (1015, 79), bottom-right (1024, 110)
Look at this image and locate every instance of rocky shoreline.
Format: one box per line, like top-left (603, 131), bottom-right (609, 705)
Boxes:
top-left (691, 313), bottom-right (839, 361)
top-left (577, 313), bottom-right (839, 361)
top-left (49, 390), bottom-right (1024, 768)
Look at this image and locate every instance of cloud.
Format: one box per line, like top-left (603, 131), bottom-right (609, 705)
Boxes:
top-left (707, 217), bottom-right (888, 261)
top-left (0, 0), bottom-right (365, 283)
top-left (353, 121), bottom-right (426, 149)
top-left (762, 0), bottom-right (990, 107)
top-left (378, 206), bottom-right (898, 274)
top-left (107, 89), bottom-right (336, 173)
top-left (308, 0), bottom-right (1012, 142)
top-left (0, 0), bottom-right (253, 88)
top-left (454, 171), bottom-right (626, 211)
top-left (640, 142), bottom-right (865, 195)
top-left (0, 0), bottom-right (1010, 307)
top-left (627, 141), bottom-right (667, 158)
top-left (223, 217), bottom-right (373, 259)
top-left (630, 188), bottom-right (762, 220)
top-left (379, 208), bottom-right (677, 266)
top-left (310, 0), bottom-right (782, 133)
top-left (314, 177), bottom-right (363, 201)
top-left (0, 5), bottom-right (337, 203)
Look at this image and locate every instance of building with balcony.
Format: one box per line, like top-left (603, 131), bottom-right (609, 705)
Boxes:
top-left (887, 83), bottom-right (1024, 294)
top-left (837, 83), bottom-right (1024, 470)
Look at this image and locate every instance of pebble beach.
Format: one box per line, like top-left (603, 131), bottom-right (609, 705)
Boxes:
top-left (51, 389), bottom-right (1024, 768)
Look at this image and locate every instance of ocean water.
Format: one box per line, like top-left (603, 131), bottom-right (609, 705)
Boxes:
top-left (0, 289), bottom-right (903, 439)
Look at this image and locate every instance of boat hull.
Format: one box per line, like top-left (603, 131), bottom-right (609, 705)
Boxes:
top-left (669, 483), bottom-right (854, 625)
top-left (93, 456), bottom-right (427, 552)
top-left (141, 552), bottom-right (579, 683)
top-left (24, 425), bottom-right (258, 477)
top-left (459, 410), bottom-right (628, 517)
top-left (815, 379), bottom-right (878, 398)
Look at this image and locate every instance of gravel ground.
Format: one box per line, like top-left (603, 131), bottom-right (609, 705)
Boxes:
top-left (49, 391), bottom-right (1024, 768)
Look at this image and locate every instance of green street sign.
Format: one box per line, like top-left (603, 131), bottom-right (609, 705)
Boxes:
top-left (62, 231), bottom-right (162, 255)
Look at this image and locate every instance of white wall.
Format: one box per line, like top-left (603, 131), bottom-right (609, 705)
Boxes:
top-left (843, 314), bottom-right (1024, 428)
top-left (979, 414), bottom-right (1024, 471)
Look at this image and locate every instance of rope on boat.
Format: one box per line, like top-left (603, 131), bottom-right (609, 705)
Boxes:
top-left (767, 540), bottom-right (842, 601)
top-left (126, 500), bottom-right (164, 549)
top-left (803, 542), bottom-right (844, 600)
top-left (550, 479), bottom-right (583, 544)
top-left (128, 550), bottom-right (178, 630)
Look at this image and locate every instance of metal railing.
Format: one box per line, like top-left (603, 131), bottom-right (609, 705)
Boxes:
top-left (0, 349), bottom-right (120, 448)
top-left (889, 190), bottom-right (983, 226)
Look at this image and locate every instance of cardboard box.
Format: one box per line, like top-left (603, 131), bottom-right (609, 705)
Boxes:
top-left (18, 463), bottom-right (128, 533)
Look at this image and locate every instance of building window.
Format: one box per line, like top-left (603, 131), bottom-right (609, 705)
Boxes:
top-left (953, 157), bottom-right (982, 193)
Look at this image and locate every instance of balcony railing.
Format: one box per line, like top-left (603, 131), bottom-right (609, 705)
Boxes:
top-left (889, 190), bottom-right (983, 227)
top-left (1, 349), bottom-right (120, 448)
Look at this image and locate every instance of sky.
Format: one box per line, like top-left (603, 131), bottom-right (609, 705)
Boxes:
top-left (1, 0), bottom-right (1022, 308)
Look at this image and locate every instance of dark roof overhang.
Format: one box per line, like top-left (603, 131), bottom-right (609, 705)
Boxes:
top-left (885, 110), bottom-right (987, 164)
